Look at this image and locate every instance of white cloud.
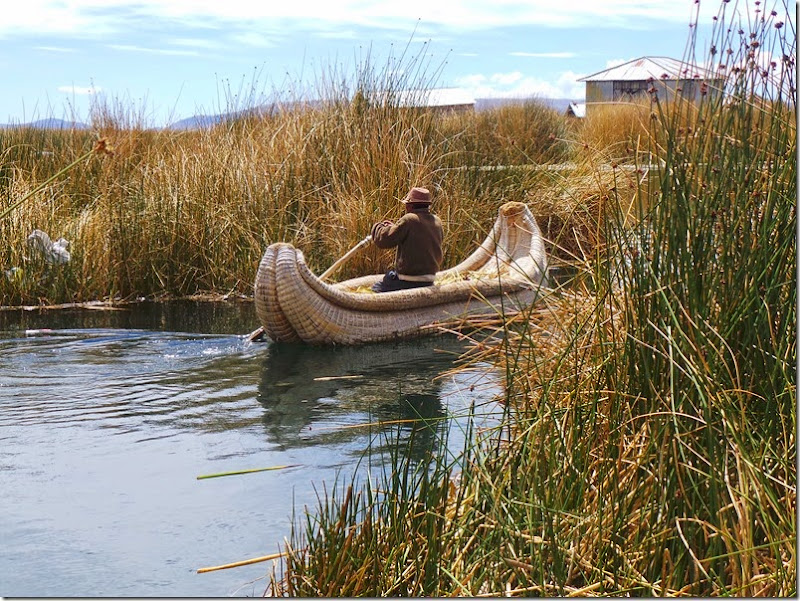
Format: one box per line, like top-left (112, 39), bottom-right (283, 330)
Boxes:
top-left (58, 85), bottom-right (100, 95)
top-left (455, 73), bottom-right (490, 89)
top-left (316, 30), bottom-right (360, 40)
top-left (455, 69), bottom-right (585, 99)
top-left (490, 71), bottom-right (524, 86)
top-left (555, 71), bottom-right (586, 97)
top-left (169, 37), bottom-right (222, 49)
top-left (605, 57), bottom-right (634, 69)
top-left (0, 0), bottom-right (733, 38)
top-left (35, 46), bottom-right (77, 53)
top-left (3, 1), bottom-right (116, 36)
top-left (108, 44), bottom-right (200, 56)
top-left (230, 32), bottom-right (277, 48)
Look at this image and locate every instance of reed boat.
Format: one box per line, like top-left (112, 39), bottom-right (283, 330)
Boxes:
top-left (254, 201), bottom-right (548, 345)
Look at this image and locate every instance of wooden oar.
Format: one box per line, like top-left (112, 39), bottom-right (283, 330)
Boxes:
top-left (247, 327), bottom-right (267, 342)
top-left (247, 235), bottom-right (372, 342)
top-left (318, 235), bottom-right (372, 280)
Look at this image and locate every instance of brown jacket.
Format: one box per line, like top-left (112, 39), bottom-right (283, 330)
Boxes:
top-left (371, 209), bottom-right (443, 277)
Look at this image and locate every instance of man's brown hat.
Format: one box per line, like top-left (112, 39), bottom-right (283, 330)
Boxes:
top-left (402, 187), bottom-right (432, 204)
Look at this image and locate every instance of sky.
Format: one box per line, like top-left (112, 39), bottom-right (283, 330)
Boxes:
top-left (0, 0), bottom-right (792, 126)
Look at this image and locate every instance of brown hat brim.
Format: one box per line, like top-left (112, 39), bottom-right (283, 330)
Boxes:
top-left (402, 186), bottom-right (432, 204)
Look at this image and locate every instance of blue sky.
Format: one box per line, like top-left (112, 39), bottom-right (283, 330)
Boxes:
top-left (0, 0), bottom-right (790, 126)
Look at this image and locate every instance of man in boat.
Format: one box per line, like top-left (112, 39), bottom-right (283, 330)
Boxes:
top-left (370, 186), bottom-right (443, 293)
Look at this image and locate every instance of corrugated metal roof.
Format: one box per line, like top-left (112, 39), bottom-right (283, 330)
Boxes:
top-left (566, 102), bottom-right (586, 117)
top-left (578, 56), bottom-right (719, 82)
top-left (397, 88), bottom-right (475, 108)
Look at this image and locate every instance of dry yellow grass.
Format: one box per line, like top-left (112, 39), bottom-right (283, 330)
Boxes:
top-left (0, 94), bottom-right (612, 306)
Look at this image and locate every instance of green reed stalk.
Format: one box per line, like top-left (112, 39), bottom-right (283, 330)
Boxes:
top-left (617, 2), bottom-right (796, 591)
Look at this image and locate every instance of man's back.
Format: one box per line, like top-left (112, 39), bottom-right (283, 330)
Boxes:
top-left (371, 210), bottom-right (443, 277)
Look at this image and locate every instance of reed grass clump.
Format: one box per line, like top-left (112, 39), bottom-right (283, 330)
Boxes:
top-left (576, 100), bottom-right (654, 162)
top-left (437, 99), bottom-right (571, 166)
top-left (1, 60), bottom-right (591, 306)
top-left (270, 1), bottom-right (795, 596)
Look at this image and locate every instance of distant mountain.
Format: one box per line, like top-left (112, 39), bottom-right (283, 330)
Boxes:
top-left (166, 97), bottom-right (583, 131)
top-left (167, 113), bottom-right (228, 130)
top-left (0, 118), bottom-right (90, 130)
top-left (166, 105), bottom-right (284, 130)
top-left (541, 98), bottom-right (584, 113)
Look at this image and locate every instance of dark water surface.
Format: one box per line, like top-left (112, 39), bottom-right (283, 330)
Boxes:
top-left (0, 301), bottom-right (502, 597)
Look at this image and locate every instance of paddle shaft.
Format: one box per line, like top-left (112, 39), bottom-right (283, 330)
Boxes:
top-left (247, 235), bottom-right (373, 342)
top-left (319, 235), bottom-right (372, 281)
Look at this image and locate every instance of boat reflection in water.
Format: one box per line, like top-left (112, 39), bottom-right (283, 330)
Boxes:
top-left (256, 336), bottom-right (502, 463)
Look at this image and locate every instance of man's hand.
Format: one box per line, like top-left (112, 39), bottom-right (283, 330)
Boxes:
top-left (371, 220), bottom-right (394, 239)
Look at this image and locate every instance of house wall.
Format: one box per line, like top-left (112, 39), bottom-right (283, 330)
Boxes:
top-left (585, 81), bottom-right (612, 103)
top-left (434, 104), bottom-right (475, 114)
top-left (586, 78), bottom-right (725, 112)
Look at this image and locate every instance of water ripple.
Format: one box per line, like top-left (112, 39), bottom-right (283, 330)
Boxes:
top-left (0, 329), bottom-right (263, 432)
top-left (0, 305), bottom-right (504, 597)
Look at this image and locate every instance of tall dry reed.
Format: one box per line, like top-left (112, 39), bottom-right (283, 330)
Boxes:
top-left (1, 58), bottom-right (578, 306)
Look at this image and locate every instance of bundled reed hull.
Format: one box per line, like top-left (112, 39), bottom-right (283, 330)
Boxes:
top-left (254, 202), bottom-right (548, 344)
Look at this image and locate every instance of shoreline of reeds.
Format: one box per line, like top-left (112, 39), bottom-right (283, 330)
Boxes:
top-left (0, 57), bottom-right (630, 309)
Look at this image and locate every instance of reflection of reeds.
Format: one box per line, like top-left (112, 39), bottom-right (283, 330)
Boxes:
top-left (270, 2), bottom-right (795, 596)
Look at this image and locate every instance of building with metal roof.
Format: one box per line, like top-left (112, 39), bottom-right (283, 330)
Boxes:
top-left (578, 56), bottom-right (725, 109)
top-left (396, 88), bottom-right (476, 112)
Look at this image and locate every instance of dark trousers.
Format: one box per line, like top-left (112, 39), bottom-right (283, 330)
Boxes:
top-left (371, 270), bottom-right (434, 293)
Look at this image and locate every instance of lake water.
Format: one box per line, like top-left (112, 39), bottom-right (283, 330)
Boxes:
top-left (0, 301), bottom-right (503, 597)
